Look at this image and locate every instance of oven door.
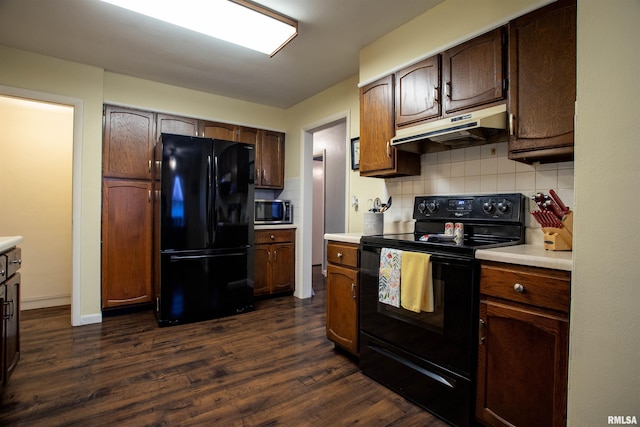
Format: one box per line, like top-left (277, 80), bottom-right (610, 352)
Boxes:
top-left (359, 243), bottom-right (478, 377)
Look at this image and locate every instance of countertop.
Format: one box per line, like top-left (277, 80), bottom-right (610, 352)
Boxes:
top-left (476, 244), bottom-right (572, 271)
top-left (255, 224), bottom-right (297, 230)
top-left (0, 236), bottom-right (24, 253)
top-left (324, 233), bottom-right (362, 245)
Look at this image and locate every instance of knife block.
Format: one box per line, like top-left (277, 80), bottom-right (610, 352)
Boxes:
top-left (542, 210), bottom-right (573, 251)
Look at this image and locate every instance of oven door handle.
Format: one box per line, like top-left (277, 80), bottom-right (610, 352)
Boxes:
top-left (369, 345), bottom-right (456, 389)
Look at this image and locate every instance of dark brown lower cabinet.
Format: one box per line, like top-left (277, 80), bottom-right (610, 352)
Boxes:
top-left (476, 262), bottom-right (570, 427)
top-left (325, 241), bottom-right (359, 356)
top-left (101, 179), bottom-right (153, 309)
top-left (253, 229), bottom-right (295, 297)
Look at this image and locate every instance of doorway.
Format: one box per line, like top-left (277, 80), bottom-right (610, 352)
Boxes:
top-left (311, 119), bottom-right (347, 275)
top-left (0, 95), bottom-right (74, 310)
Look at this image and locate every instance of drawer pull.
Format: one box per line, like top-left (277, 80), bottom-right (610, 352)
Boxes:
top-left (479, 318), bottom-right (486, 344)
top-left (11, 259), bottom-right (22, 265)
top-left (513, 283), bottom-right (524, 293)
top-left (351, 283), bottom-right (356, 299)
top-left (337, 252), bottom-right (343, 258)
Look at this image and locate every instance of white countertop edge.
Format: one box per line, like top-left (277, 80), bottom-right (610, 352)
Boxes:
top-left (0, 236), bottom-right (24, 253)
top-left (324, 233), bottom-right (362, 245)
top-left (476, 244), bottom-right (572, 271)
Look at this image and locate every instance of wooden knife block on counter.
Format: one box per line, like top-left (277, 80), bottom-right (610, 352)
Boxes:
top-left (542, 211), bottom-right (573, 251)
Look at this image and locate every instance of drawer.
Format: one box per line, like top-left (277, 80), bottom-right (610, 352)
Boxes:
top-left (327, 241), bottom-right (358, 269)
top-left (254, 229), bottom-right (295, 244)
top-left (480, 261), bottom-right (570, 313)
top-left (6, 247), bottom-right (22, 277)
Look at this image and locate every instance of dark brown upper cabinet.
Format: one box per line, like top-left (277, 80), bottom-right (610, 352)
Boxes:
top-left (359, 75), bottom-right (421, 177)
top-left (395, 55), bottom-right (441, 128)
top-left (442, 27), bottom-right (506, 115)
top-left (507, 0), bottom-right (576, 164)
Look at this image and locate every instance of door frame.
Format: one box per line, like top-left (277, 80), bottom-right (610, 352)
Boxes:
top-left (1, 85), bottom-right (84, 326)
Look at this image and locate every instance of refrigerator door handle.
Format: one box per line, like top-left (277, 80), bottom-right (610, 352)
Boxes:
top-left (170, 252), bottom-right (247, 261)
top-left (212, 155), bottom-right (219, 242)
top-left (207, 154), bottom-right (213, 246)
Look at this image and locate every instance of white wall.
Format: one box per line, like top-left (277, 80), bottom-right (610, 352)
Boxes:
top-left (0, 96), bottom-right (73, 308)
top-left (570, 0), bottom-right (640, 423)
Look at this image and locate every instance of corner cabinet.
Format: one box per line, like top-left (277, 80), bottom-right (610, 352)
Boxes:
top-left (359, 75), bottom-right (420, 178)
top-left (254, 229), bottom-right (295, 297)
top-left (476, 261), bottom-right (570, 427)
top-left (0, 245), bottom-right (21, 388)
top-left (507, 0), bottom-right (576, 163)
top-left (325, 241), bottom-right (359, 356)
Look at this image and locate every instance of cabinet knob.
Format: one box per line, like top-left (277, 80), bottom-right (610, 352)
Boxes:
top-left (270, 234), bottom-right (275, 240)
top-left (337, 252), bottom-right (343, 258)
top-left (513, 283), bottom-right (524, 293)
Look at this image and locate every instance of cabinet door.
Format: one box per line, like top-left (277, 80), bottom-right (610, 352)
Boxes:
top-left (508, 0), bottom-right (576, 163)
top-left (102, 180), bottom-right (153, 309)
top-left (253, 244), bottom-right (271, 296)
top-left (157, 114), bottom-right (199, 140)
top-left (476, 299), bottom-right (569, 427)
top-left (326, 264), bottom-right (358, 355)
top-left (360, 75), bottom-right (420, 178)
top-left (238, 127), bottom-right (259, 145)
top-left (202, 121), bottom-right (238, 141)
top-left (103, 105), bottom-right (155, 179)
top-left (395, 55), bottom-right (441, 127)
top-left (360, 75), bottom-right (396, 174)
top-left (3, 273), bottom-right (19, 383)
top-left (271, 242), bottom-right (294, 293)
top-left (443, 27), bottom-right (506, 115)
top-left (258, 130), bottom-right (284, 189)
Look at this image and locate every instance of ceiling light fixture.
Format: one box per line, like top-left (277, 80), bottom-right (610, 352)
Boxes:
top-left (100, 0), bottom-right (298, 57)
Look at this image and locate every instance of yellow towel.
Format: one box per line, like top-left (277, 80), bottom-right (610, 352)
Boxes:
top-left (400, 251), bottom-right (434, 313)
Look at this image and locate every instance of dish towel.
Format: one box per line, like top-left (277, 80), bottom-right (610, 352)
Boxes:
top-left (378, 248), bottom-right (401, 307)
top-left (400, 251), bottom-right (434, 313)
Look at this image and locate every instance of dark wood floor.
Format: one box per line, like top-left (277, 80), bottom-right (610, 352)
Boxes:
top-left (0, 267), bottom-right (447, 426)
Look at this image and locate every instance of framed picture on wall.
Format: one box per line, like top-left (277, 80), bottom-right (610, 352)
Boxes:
top-left (351, 137), bottom-right (360, 170)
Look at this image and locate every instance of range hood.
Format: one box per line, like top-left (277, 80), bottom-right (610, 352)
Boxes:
top-left (391, 104), bottom-right (508, 153)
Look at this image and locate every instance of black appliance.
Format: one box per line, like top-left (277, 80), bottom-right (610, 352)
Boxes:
top-left (359, 193), bottom-right (526, 427)
top-left (155, 133), bottom-right (255, 326)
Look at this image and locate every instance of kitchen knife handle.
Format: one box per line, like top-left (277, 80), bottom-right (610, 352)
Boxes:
top-left (550, 189), bottom-right (569, 212)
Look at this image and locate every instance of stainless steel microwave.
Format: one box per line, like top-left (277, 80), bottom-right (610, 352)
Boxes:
top-left (255, 199), bottom-right (293, 224)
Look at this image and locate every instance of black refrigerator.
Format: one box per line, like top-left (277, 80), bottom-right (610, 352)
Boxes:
top-left (155, 133), bottom-right (255, 326)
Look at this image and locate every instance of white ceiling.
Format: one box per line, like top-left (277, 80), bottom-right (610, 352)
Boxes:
top-left (0, 0), bottom-right (443, 108)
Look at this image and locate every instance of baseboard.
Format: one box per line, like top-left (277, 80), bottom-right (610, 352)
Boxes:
top-left (80, 313), bottom-right (102, 325)
top-left (21, 294), bottom-right (71, 311)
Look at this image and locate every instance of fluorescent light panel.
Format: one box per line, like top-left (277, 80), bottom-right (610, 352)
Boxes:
top-left (100, 0), bottom-right (297, 56)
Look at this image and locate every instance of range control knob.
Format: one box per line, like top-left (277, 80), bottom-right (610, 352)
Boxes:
top-left (426, 201), bottom-right (439, 213)
top-left (417, 201), bottom-right (427, 213)
top-left (482, 202), bottom-right (495, 214)
top-left (497, 200), bottom-right (510, 214)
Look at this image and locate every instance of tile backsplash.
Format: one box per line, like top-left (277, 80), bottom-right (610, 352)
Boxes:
top-left (382, 141), bottom-right (574, 232)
